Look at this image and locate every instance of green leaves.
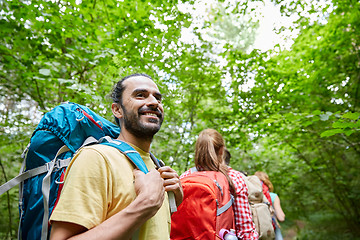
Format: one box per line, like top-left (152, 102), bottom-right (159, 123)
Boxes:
top-left (1, 0), bottom-right (360, 238)
top-left (320, 128), bottom-right (344, 137)
top-left (320, 111), bottom-right (360, 137)
top-left (342, 112), bottom-right (360, 121)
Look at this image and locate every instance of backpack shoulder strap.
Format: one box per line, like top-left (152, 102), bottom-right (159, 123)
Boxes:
top-left (99, 137), bottom-right (149, 174)
top-left (150, 152), bottom-right (165, 168)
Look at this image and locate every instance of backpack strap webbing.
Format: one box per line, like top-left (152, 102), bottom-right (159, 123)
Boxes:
top-left (150, 150), bottom-right (177, 213)
top-left (0, 158), bottom-right (70, 195)
top-left (150, 152), bottom-right (165, 169)
top-left (41, 145), bottom-right (71, 240)
top-left (217, 194), bottom-right (235, 216)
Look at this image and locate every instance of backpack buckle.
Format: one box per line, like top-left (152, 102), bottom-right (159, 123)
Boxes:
top-left (53, 158), bottom-right (71, 171)
top-left (45, 159), bottom-right (68, 172)
top-left (45, 161), bottom-right (55, 171)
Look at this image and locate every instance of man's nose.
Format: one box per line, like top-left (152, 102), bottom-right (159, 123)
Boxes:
top-left (147, 94), bottom-right (159, 107)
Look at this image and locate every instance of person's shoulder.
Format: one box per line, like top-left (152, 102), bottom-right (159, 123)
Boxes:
top-left (72, 144), bottom-right (135, 175)
top-left (270, 192), bottom-right (278, 197)
top-left (228, 167), bottom-right (247, 186)
top-left (179, 169), bottom-right (191, 179)
top-left (75, 144), bottom-right (128, 162)
top-left (228, 167), bottom-right (246, 179)
top-left (81, 143), bottom-right (124, 153)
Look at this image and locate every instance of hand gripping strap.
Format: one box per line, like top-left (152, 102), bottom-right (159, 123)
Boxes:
top-left (99, 137), bottom-right (177, 213)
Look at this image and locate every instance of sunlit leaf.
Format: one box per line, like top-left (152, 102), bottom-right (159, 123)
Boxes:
top-left (320, 129), bottom-right (343, 137)
top-left (39, 69), bottom-right (51, 76)
top-left (342, 112), bottom-right (360, 120)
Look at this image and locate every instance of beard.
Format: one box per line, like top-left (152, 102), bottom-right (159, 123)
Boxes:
top-left (121, 104), bottom-right (163, 140)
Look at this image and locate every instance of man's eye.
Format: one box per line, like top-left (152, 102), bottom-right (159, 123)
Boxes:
top-left (136, 93), bottom-right (145, 98)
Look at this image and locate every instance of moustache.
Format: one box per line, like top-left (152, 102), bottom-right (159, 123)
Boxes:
top-left (138, 107), bottom-right (163, 118)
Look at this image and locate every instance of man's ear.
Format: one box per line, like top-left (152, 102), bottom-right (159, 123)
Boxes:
top-left (111, 103), bottom-right (123, 120)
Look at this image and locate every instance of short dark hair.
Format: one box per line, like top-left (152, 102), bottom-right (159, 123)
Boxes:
top-left (111, 73), bottom-right (153, 126)
top-left (224, 148), bottom-right (231, 165)
top-left (111, 73), bottom-right (153, 104)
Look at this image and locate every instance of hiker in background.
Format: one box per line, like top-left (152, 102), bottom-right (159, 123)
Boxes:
top-left (270, 192), bottom-right (285, 240)
top-left (50, 74), bottom-right (183, 240)
top-left (255, 171), bottom-right (285, 240)
top-left (223, 148), bottom-right (259, 239)
top-left (254, 171), bottom-right (272, 205)
top-left (180, 129), bottom-right (259, 240)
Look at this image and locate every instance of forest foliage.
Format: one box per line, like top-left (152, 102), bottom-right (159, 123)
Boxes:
top-left (1, 0), bottom-right (359, 239)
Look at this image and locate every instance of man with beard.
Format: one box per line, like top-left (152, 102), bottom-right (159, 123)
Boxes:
top-left (49, 74), bottom-right (183, 240)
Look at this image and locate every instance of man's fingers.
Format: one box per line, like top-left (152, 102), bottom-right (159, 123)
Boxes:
top-left (156, 166), bottom-right (183, 207)
top-left (163, 179), bottom-right (180, 190)
top-left (158, 166), bottom-right (179, 179)
top-left (133, 169), bottom-right (145, 177)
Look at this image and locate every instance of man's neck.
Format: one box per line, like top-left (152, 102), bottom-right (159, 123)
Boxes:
top-left (117, 130), bottom-right (152, 152)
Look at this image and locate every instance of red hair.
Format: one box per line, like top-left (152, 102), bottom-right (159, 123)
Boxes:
top-left (194, 129), bottom-right (235, 194)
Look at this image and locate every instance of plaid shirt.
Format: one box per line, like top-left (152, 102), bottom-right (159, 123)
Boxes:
top-left (180, 168), bottom-right (259, 240)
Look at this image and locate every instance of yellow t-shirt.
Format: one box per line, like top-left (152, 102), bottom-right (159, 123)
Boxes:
top-left (50, 144), bottom-right (170, 239)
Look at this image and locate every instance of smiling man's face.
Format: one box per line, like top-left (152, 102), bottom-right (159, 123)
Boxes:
top-left (119, 75), bottom-right (164, 139)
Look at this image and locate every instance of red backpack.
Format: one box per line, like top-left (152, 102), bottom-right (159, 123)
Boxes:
top-left (171, 168), bottom-right (235, 240)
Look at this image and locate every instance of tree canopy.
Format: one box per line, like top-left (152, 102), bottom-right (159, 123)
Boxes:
top-left (1, 0), bottom-right (359, 239)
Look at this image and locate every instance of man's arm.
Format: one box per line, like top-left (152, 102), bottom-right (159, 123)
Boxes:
top-left (50, 169), bottom-right (165, 240)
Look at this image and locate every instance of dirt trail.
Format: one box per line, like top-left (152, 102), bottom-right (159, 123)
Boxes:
top-left (283, 220), bottom-right (306, 240)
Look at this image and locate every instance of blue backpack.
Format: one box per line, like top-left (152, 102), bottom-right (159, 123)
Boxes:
top-left (0, 102), bottom-right (165, 240)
